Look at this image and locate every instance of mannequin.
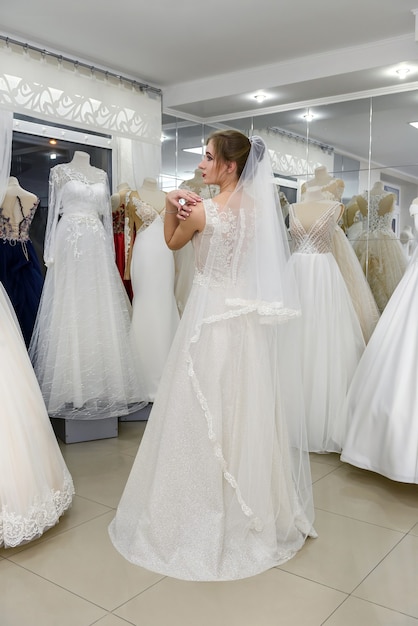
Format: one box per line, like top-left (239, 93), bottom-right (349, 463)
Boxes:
top-left (29, 156), bottom-right (145, 423)
top-left (110, 182), bottom-right (133, 300)
top-left (127, 184), bottom-right (179, 403)
top-left (288, 189), bottom-right (365, 452)
top-left (338, 199), bottom-right (418, 483)
top-left (352, 182), bottom-right (406, 312)
top-left (342, 196), bottom-right (363, 242)
top-left (180, 168), bottom-right (219, 199)
top-left (137, 177), bottom-right (166, 213)
top-left (0, 176), bottom-right (44, 346)
top-left (301, 166), bottom-right (345, 202)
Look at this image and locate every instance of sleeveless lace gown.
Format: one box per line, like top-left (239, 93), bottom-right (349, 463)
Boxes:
top-left (0, 196), bottom-right (44, 346)
top-left (353, 193), bottom-right (407, 312)
top-left (340, 245), bottom-right (418, 482)
top-left (109, 199), bottom-right (315, 581)
top-left (288, 203), bottom-right (365, 453)
top-left (29, 164), bottom-right (145, 420)
top-left (0, 284), bottom-right (74, 548)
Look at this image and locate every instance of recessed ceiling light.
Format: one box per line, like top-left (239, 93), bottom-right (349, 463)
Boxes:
top-left (396, 66), bottom-right (411, 79)
top-left (183, 147), bottom-right (204, 155)
top-left (303, 112), bottom-right (315, 122)
top-left (409, 121), bottom-right (418, 129)
top-left (254, 93), bottom-right (267, 103)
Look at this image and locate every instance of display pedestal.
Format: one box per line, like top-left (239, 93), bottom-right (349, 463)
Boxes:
top-left (119, 403), bottom-right (152, 422)
top-left (51, 416), bottom-right (118, 444)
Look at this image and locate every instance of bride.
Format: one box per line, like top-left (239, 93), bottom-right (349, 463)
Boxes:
top-left (109, 130), bottom-right (316, 581)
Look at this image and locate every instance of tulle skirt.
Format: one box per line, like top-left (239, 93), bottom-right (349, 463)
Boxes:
top-left (353, 230), bottom-right (407, 312)
top-left (340, 248), bottom-right (418, 482)
top-left (109, 282), bottom-right (315, 581)
top-left (29, 214), bottom-right (145, 419)
top-left (130, 217), bottom-right (179, 402)
top-left (0, 284), bottom-right (74, 548)
top-left (287, 252), bottom-right (365, 453)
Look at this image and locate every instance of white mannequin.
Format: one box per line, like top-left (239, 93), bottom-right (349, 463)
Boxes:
top-left (293, 186), bottom-right (343, 230)
top-left (111, 182), bottom-right (131, 211)
top-left (370, 181), bottom-right (385, 195)
top-left (301, 166), bottom-right (345, 201)
top-left (137, 178), bottom-right (166, 213)
top-left (2, 176), bottom-right (38, 214)
top-left (180, 168), bottom-right (218, 199)
top-left (68, 151), bottom-right (101, 182)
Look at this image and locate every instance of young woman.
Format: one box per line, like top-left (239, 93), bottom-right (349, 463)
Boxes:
top-left (109, 130), bottom-right (316, 581)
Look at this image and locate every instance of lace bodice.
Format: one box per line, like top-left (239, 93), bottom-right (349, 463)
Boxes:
top-left (193, 199), bottom-right (241, 287)
top-left (361, 192), bottom-right (394, 232)
top-left (0, 196), bottom-right (39, 241)
top-left (289, 203), bottom-right (340, 255)
top-left (112, 205), bottom-right (125, 234)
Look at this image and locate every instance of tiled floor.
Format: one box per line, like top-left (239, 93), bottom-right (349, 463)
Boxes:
top-left (1, 417), bottom-right (418, 626)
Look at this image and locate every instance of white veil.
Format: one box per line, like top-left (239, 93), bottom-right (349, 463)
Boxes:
top-left (187, 135), bottom-right (315, 544)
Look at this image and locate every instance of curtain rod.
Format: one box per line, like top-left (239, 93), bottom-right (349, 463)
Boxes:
top-left (0, 34), bottom-right (162, 97)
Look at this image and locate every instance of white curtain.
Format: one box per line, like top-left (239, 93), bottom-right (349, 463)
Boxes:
top-left (0, 110), bottom-right (12, 206)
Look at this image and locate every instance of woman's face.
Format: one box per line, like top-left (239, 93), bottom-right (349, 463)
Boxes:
top-left (198, 139), bottom-right (228, 186)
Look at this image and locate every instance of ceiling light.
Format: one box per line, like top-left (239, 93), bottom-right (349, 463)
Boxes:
top-left (303, 111), bottom-right (315, 122)
top-left (396, 66), bottom-right (411, 79)
top-left (49, 138), bottom-right (57, 145)
top-left (183, 147), bottom-right (204, 155)
top-left (50, 152), bottom-right (57, 160)
top-left (254, 93), bottom-right (267, 103)
top-left (409, 121), bottom-right (418, 129)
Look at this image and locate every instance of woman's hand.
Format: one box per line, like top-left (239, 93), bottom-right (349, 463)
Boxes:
top-left (166, 190), bottom-right (201, 221)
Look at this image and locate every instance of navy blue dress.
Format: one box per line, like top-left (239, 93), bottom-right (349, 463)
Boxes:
top-left (0, 195), bottom-right (44, 346)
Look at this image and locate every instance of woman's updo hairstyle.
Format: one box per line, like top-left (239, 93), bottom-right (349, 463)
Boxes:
top-left (206, 130), bottom-right (251, 179)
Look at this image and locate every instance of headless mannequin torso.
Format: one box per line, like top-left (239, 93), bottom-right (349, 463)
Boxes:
top-left (301, 166), bottom-right (345, 202)
top-left (292, 187), bottom-right (343, 230)
top-left (68, 151), bottom-right (102, 182)
top-left (137, 178), bottom-right (166, 213)
top-left (2, 177), bottom-right (38, 216)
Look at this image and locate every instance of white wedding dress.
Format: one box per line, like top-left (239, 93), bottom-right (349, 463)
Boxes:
top-left (129, 198), bottom-right (179, 403)
top-left (109, 196), bottom-right (315, 581)
top-left (288, 203), bottom-right (365, 453)
top-left (0, 284), bottom-right (74, 548)
top-left (339, 245), bottom-right (418, 482)
top-left (29, 164), bottom-right (145, 419)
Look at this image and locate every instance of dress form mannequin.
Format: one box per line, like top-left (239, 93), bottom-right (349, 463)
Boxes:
top-left (0, 176), bottom-right (44, 346)
top-left (111, 182), bottom-right (131, 212)
top-left (68, 151), bottom-right (101, 182)
top-left (293, 186), bottom-right (343, 229)
top-left (343, 196), bottom-right (363, 241)
top-left (137, 178), bottom-right (166, 213)
top-left (180, 168), bottom-right (219, 199)
top-left (301, 166), bottom-right (345, 202)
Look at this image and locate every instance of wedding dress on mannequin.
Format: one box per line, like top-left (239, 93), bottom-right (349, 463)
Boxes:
top-left (288, 191), bottom-right (365, 452)
top-left (125, 184), bottom-right (179, 403)
top-left (0, 283), bottom-right (74, 547)
top-left (29, 152), bottom-right (145, 420)
top-left (338, 201), bottom-right (418, 483)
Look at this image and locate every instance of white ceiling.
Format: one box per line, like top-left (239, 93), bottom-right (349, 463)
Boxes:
top-left (1, 0), bottom-right (418, 120)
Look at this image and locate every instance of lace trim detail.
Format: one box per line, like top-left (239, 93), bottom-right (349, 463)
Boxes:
top-left (130, 195), bottom-right (157, 234)
top-left (64, 213), bottom-right (105, 258)
top-left (361, 192), bottom-right (394, 232)
top-left (0, 198), bottom-right (39, 241)
top-left (289, 203), bottom-right (339, 255)
top-left (185, 347), bottom-right (263, 532)
top-left (0, 473), bottom-right (74, 548)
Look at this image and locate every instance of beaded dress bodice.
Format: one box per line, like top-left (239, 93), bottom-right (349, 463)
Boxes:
top-left (0, 196), bottom-right (39, 242)
top-left (289, 203), bottom-right (340, 255)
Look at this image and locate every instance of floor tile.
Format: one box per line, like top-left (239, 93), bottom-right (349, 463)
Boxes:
top-left (115, 568), bottom-right (346, 626)
top-left (410, 523), bottom-right (418, 537)
top-left (310, 459), bottom-right (340, 483)
top-left (313, 464), bottom-right (418, 531)
top-left (0, 494), bottom-right (111, 558)
top-left (93, 615), bottom-right (136, 626)
top-left (324, 596), bottom-right (418, 625)
top-left (8, 512), bottom-right (164, 612)
top-left (280, 508), bottom-right (403, 592)
top-left (354, 534), bottom-right (418, 618)
top-left (0, 559), bottom-right (106, 626)
top-left (310, 452), bottom-right (343, 467)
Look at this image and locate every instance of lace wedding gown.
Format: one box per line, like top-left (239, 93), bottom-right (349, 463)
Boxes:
top-left (109, 198), bottom-right (315, 581)
top-left (29, 164), bottom-right (145, 420)
top-left (288, 203), bottom-right (365, 453)
top-left (0, 284), bottom-right (73, 548)
top-left (128, 195), bottom-right (179, 402)
top-left (353, 193), bottom-right (407, 312)
top-left (339, 245), bottom-right (418, 483)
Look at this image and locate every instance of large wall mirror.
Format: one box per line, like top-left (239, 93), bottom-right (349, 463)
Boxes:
top-left (162, 88), bottom-right (418, 312)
